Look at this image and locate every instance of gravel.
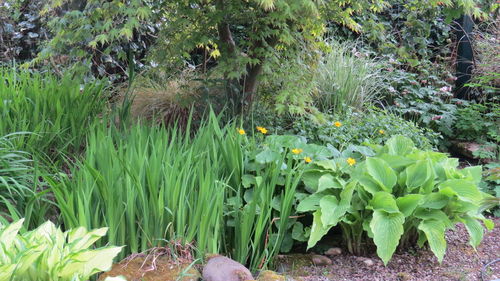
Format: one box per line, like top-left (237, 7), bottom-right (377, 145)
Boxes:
top-left (288, 218), bottom-right (500, 281)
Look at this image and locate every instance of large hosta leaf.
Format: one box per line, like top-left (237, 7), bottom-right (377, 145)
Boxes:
top-left (418, 219), bottom-right (447, 262)
top-left (386, 135), bottom-right (415, 156)
top-left (460, 215), bottom-right (483, 249)
top-left (307, 210), bottom-right (333, 250)
top-left (369, 192), bottom-right (399, 213)
top-left (396, 194), bottom-right (423, 217)
top-left (370, 210), bottom-right (405, 265)
top-left (405, 160), bottom-right (432, 190)
top-left (438, 179), bottom-right (482, 204)
top-left (366, 158), bottom-right (397, 191)
top-left (320, 181), bottom-right (356, 226)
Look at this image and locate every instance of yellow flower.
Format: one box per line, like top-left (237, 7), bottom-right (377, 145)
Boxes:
top-left (304, 156), bottom-right (312, 163)
top-left (238, 128), bottom-right (246, 135)
top-left (379, 129), bottom-right (385, 134)
top-left (256, 126), bottom-right (268, 134)
top-left (347, 157), bottom-right (356, 166)
top-left (291, 148), bottom-right (303, 155)
top-left (334, 121), bottom-right (342, 128)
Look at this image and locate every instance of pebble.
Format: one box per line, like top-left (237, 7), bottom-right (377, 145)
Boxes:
top-left (362, 258), bottom-right (375, 267)
top-left (324, 247), bottom-right (342, 256)
top-left (311, 255), bottom-right (332, 266)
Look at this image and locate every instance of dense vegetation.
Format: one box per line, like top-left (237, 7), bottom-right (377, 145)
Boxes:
top-left (0, 0), bottom-right (499, 280)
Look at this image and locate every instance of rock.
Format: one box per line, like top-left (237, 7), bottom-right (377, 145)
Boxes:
top-left (311, 255), bottom-right (332, 266)
top-left (324, 247), bottom-right (342, 256)
top-left (256, 270), bottom-right (286, 281)
top-left (362, 258), bottom-right (375, 267)
top-left (451, 141), bottom-right (496, 163)
top-left (202, 255), bottom-right (254, 281)
top-left (98, 255), bottom-right (200, 281)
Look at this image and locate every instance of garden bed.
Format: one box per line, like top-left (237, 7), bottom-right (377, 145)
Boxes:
top-left (285, 218), bottom-right (499, 281)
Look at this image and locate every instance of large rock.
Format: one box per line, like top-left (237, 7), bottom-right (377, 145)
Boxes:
top-left (202, 255), bottom-right (254, 281)
top-left (98, 255), bottom-right (200, 281)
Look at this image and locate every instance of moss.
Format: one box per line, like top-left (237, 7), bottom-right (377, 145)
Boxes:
top-left (98, 256), bottom-right (200, 281)
top-left (257, 270), bottom-right (286, 281)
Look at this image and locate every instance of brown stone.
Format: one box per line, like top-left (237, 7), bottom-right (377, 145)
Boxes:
top-left (311, 255), bottom-right (332, 266)
top-left (324, 247), bottom-right (342, 256)
top-left (202, 255), bottom-right (254, 281)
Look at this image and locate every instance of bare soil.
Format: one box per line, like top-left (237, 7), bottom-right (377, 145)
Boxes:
top-left (286, 218), bottom-right (500, 281)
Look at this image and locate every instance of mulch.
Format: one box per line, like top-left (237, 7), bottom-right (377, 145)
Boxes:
top-left (294, 218), bottom-right (500, 281)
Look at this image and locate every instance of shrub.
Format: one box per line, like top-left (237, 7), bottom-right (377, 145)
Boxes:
top-left (0, 218), bottom-right (122, 281)
top-left (0, 68), bottom-right (106, 160)
top-left (297, 135), bottom-right (494, 265)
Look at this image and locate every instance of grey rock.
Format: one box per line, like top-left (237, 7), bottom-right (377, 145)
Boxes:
top-left (202, 255), bottom-right (254, 281)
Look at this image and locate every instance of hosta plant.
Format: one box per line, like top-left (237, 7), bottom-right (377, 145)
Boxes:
top-left (0, 218), bottom-right (122, 281)
top-left (298, 135), bottom-right (495, 265)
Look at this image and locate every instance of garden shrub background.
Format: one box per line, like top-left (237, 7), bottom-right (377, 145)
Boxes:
top-left (0, 0), bottom-right (499, 280)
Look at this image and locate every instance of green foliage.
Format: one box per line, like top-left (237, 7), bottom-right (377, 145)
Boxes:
top-left (298, 135), bottom-right (494, 265)
top-left (313, 41), bottom-right (385, 114)
top-left (479, 163), bottom-right (500, 217)
top-left (379, 64), bottom-right (459, 142)
top-left (252, 106), bottom-right (441, 151)
top-left (0, 68), bottom-right (106, 160)
top-left (0, 218), bottom-right (122, 281)
top-left (455, 103), bottom-right (499, 142)
top-left (50, 118), bottom-right (227, 260)
top-left (0, 134), bottom-right (50, 227)
top-left (35, 0), bottom-right (154, 80)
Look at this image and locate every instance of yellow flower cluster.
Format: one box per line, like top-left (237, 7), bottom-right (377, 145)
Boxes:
top-left (291, 148), bottom-right (303, 155)
top-left (238, 128), bottom-right (246, 135)
top-left (347, 157), bottom-right (356, 166)
top-left (256, 126), bottom-right (268, 134)
top-left (304, 156), bottom-right (312, 163)
top-left (379, 129), bottom-right (385, 135)
top-left (334, 121), bottom-right (342, 128)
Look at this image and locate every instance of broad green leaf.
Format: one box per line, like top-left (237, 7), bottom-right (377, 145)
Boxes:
top-left (366, 158), bottom-right (397, 191)
top-left (418, 220), bottom-right (447, 262)
top-left (386, 135), bottom-right (415, 156)
top-left (396, 194), bottom-right (423, 217)
top-left (297, 193), bottom-right (323, 213)
top-left (313, 160), bottom-right (337, 171)
top-left (292, 222), bottom-right (308, 242)
top-left (320, 195), bottom-right (339, 225)
top-left (369, 192), bottom-right (399, 213)
top-left (255, 149), bottom-right (281, 164)
top-left (438, 179), bottom-right (482, 204)
top-left (414, 209), bottom-right (453, 228)
top-left (320, 181), bottom-right (355, 226)
top-left (459, 215), bottom-right (483, 249)
top-left (459, 166), bottom-right (482, 185)
top-left (357, 175), bottom-right (382, 194)
top-left (307, 210), bottom-right (333, 250)
top-left (405, 160), bottom-right (432, 190)
top-left (301, 170), bottom-right (324, 191)
top-left (378, 154), bottom-right (416, 171)
top-left (59, 246), bottom-right (123, 278)
top-left (317, 174), bottom-right (342, 191)
top-left (370, 210), bottom-right (405, 265)
top-left (421, 193), bottom-right (449, 209)
top-left (0, 218), bottom-right (24, 247)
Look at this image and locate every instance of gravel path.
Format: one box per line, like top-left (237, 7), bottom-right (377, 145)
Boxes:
top-left (292, 218), bottom-right (499, 281)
